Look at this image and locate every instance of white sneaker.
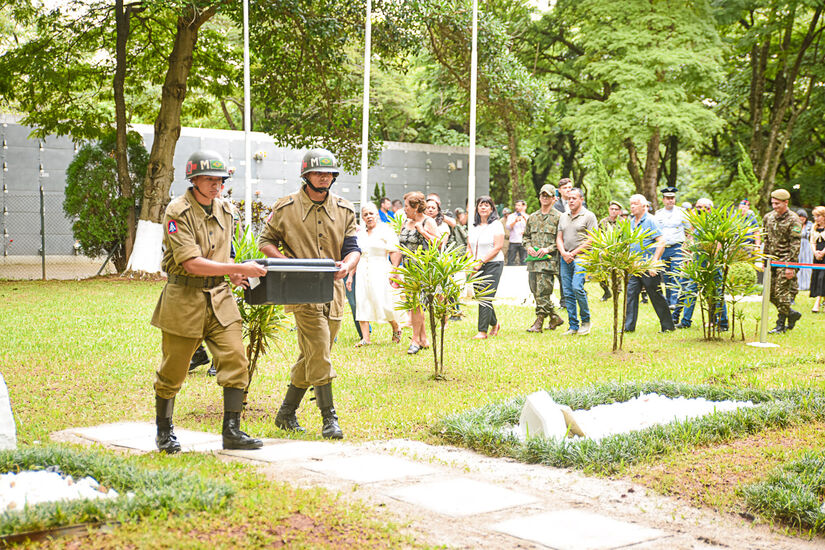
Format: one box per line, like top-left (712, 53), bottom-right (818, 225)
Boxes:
top-left (562, 328), bottom-right (578, 336)
top-left (577, 322), bottom-right (591, 335)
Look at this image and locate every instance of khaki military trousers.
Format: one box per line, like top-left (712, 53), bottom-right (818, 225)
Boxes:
top-left (770, 267), bottom-right (798, 316)
top-left (291, 303), bottom-right (340, 388)
top-left (154, 308), bottom-right (249, 399)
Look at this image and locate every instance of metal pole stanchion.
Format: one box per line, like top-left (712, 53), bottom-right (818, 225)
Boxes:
top-left (39, 184), bottom-right (45, 281)
top-left (748, 258), bottom-right (778, 348)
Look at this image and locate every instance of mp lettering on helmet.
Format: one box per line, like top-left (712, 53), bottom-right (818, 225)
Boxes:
top-left (168, 220), bottom-right (178, 234)
top-left (200, 159), bottom-right (225, 170)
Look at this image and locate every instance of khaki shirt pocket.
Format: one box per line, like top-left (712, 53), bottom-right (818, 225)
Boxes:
top-left (209, 284), bottom-right (242, 327)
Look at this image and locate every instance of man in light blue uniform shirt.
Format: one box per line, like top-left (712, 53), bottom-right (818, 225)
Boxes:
top-left (624, 194), bottom-right (676, 333)
top-left (654, 186), bottom-right (689, 312)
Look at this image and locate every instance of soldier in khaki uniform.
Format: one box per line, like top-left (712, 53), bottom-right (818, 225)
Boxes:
top-left (259, 148), bottom-right (360, 439)
top-left (151, 150), bottom-right (267, 453)
top-left (763, 188), bottom-right (803, 333)
top-left (523, 184), bottom-right (564, 332)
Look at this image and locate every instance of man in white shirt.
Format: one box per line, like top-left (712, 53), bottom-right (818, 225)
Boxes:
top-left (505, 200), bottom-right (529, 265)
top-left (653, 186), bottom-right (689, 313)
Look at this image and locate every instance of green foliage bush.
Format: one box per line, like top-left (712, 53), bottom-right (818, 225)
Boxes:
top-left (0, 446), bottom-right (233, 536)
top-left (63, 131), bottom-right (148, 272)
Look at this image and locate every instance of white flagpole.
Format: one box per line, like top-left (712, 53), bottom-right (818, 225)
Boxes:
top-left (359, 0), bottom-right (372, 211)
top-left (243, 0), bottom-right (252, 228)
top-left (467, 0), bottom-right (478, 229)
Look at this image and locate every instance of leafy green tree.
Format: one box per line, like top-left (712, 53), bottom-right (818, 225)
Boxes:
top-left (63, 131), bottom-right (148, 273)
top-left (583, 146), bottom-right (614, 220)
top-left (715, 2), bottom-right (824, 212)
top-left (527, 0), bottom-right (724, 207)
top-left (579, 221), bottom-right (663, 352)
top-left (676, 207), bottom-right (765, 340)
top-left (392, 237), bottom-right (491, 380)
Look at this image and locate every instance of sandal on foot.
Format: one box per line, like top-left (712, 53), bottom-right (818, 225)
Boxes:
top-left (392, 330), bottom-right (402, 344)
top-left (354, 339), bottom-right (370, 348)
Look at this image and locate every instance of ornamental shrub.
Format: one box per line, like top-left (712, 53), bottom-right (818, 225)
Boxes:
top-left (63, 131), bottom-right (148, 272)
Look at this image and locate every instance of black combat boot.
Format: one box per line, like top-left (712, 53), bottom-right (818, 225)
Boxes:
top-left (787, 309), bottom-right (802, 330)
top-left (206, 359), bottom-right (217, 377)
top-left (526, 315), bottom-right (545, 333)
top-left (768, 314), bottom-right (787, 334)
top-left (155, 396), bottom-right (181, 454)
top-left (189, 345), bottom-right (209, 372)
top-left (314, 383), bottom-right (343, 440)
top-left (275, 384), bottom-right (307, 432)
top-left (222, 387), bottom-right (263, 450)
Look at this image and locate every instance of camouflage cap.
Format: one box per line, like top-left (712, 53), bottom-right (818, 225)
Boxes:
top-left (609, 200), bottom-right (623, 209)
top-left (770, 188), bottom-right (791, 201)
top-left (539, 183), bottom-right (556, 196)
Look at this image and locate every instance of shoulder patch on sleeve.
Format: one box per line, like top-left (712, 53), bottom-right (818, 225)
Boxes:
top-left (167, 220), bottom-right (179, 234)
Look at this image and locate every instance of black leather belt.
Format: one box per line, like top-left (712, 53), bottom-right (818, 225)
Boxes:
top-left (167, 274), bottom-right (225, 288)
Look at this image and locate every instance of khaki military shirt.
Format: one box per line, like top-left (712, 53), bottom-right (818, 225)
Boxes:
top-left (258, 187), bottom-right (357, 319)
top-left (151, 189), bottom-right (242, 338)
top-left (523, 208), bottom-right (561, 273)
top-left (763, 209), bottom-right (802, 263)
top-left (599, 216), bottom-right (619, 230)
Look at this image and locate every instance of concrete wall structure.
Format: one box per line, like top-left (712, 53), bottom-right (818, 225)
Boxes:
top-left (0, 115), bottom-right (489, 258)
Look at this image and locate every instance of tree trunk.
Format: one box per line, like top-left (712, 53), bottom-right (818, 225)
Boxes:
top-left (504, 117), bottom-right (524, 203)
top-left (623, 138), bottom-right (643, 194)
top-left (126, 4), bottom-right (217, 273)
top-left (642, 128), bottom-right (661, 209)
top-left (114, 0), bottom-right (134, 269)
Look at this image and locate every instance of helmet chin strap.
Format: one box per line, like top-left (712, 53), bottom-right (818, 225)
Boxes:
top-left (302, 175), bottom-right (337, 196)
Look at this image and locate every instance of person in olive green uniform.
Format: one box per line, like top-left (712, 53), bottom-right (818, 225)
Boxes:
top-left (763, 188), bottom-right (803, 333)
top-left (523, 184), bottom-right (564, 332)
top-left (151, 150), bottom-right (267, 454)
top-left (259, 148), bottom-right (360, 440)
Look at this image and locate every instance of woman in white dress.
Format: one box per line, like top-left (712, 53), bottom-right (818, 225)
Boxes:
top-left (354, 203), bottom-right (404, 346)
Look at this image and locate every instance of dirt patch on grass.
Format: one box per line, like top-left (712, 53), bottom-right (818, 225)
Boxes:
top-left (630, 422), bottom-right (825, 515)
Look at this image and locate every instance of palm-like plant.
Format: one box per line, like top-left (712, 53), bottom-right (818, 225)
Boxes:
top-left (232, 224), bottom-right (289, 406)
top-left (676, 207), bottom-right (764, 340)
top-left (579, 219), bottom-right (663, 352)
top-left (392, 236), bottom-right (492, 380)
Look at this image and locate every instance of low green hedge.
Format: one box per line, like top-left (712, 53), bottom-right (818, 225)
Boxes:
top-left (0, 446), bottom-right (233, 537)
top-left (434, 381), bottom-right (825, 474)
top-left (741, 450), bottom-right (825, 534)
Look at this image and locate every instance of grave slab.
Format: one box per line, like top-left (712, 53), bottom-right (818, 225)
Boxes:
top-left (302, 454), bottom-right (436, 483)
top-left (388, 478), bottom-right (537, 517)
top-left (492, 510), bottom-right (667, 550)
top-left (221, 440), bottom-right (341, 462)
top-left (69, 422), bottom-right (223, 453)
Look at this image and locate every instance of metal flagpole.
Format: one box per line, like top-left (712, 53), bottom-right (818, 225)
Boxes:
top-left (243, 0), bottom-right (252, 229)
top-left (748, 258), bottom-right (779, 348)
top-left (359, 0), bottom-right (372, 211)
top-left (467, 0), bottom-right (478, 230)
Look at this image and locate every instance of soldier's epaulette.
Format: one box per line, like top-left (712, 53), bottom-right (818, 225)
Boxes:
top-left (272, 196), bottom-right (295, 211)
top-left (165, 194), bottom-right (193, 217)
top-left (336, 196), bottom-right (356, 213)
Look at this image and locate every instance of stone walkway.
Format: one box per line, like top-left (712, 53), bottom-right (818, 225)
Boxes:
top-left (52, 423), bottom-right (821, 550)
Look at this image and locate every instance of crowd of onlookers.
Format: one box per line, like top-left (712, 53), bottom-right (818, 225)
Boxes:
top-left (347, 181), bottom-right (825, 350)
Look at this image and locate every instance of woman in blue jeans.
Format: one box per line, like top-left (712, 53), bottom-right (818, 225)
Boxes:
top-left (468, 196), bottom-right (505, 339)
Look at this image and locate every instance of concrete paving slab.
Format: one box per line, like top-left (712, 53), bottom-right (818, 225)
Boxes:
top-left (302, 454), bottom-right (437, 483)
top-left (221, 440), bottom-right (342, 462)
top-left (492, 509), bottom-right (667, 550)
top-left (69, 422), bottom-right (223, 453)
top-left (388, 478), bottom-right (538, 517)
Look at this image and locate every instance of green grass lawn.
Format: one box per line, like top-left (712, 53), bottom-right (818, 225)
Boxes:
top-left (1, 277), bottom-right (824, 543)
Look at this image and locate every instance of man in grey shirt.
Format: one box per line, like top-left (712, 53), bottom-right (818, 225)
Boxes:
top-left (556, 188), bottom-right (597, 335)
